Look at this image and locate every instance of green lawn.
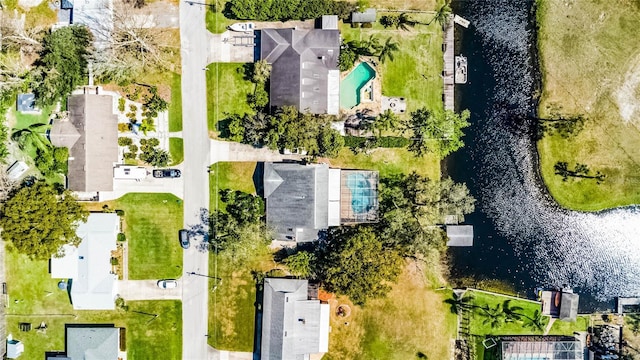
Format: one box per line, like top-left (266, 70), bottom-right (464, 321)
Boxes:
top-left (537, 0), bottom-right (640, 210)
top-left (205, 0), bottom-right (234, 34)
top-left (206, 63), bottom-right (255, 136)
top-left (5, 250), bottom-right (182, 359)
top-left (88, 193), bottom-right (184, 280)
top-left (547, 315), bottom-right (589, 335)
top-left (326, 147), bottom-right (441, 179)
top-left (169, 137), bottom-right (184, 165)
top-left (340, 13), bottom-right (444, 116)
top-left (13, 107), bottom-right (52, 129)
top-left (209, 162), bottom-right (258, 211)
top-left (169, 73), bottom-right (183, 132)
top-left (207, 161), bottom-right (273, 351)
top-left (467, 290), bottom-right (545, 336)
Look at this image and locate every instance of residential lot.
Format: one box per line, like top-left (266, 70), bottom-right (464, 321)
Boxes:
top-left (86, 193), bottom-right (184, 280)
top-left (5, 250), bottom-right (182, 359)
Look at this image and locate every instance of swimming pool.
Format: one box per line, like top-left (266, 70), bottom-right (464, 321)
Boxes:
top-left (346, 173), bottom-right (374, 214)
top-left (340, 62), bottom-right (376, 109)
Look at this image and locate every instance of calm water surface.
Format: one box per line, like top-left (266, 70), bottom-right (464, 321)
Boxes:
top-left (446, 0), bottom-right (640, 310)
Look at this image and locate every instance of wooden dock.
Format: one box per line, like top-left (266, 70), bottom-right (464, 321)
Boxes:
top-left (616, 297), bottom-right (640, 314)
top-left (443, 16), bottom-right (455, 111)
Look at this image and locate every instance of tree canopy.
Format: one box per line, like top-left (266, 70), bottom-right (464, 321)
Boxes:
top-left (0, 181), bottom-right (89, 259)
top-left (319, 226), bottom-right (403, 305)
top-left (377, 172), bottom-right (475, 257)
top-left (31, 26), bottom-right (93, 107)
top-left (225, 106), bottom-right (344, 157)
top-left (227, 0), bottom-right (355, 21)
top-left (404, 108), bottom-right (471, 158)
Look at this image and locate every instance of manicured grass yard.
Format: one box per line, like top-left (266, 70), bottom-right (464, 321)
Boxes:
top-left (207, 161), bottom-right (272, 351)
top-left (209, 161), bottom-right (258, 211)
top-left (85, 193), bottom-right (184, 280)
top-left (467, 290), bottom-right (545, 336)
top-left (325, 147), bottom-right (441, 179)
top-left (537, 0), bottom-right (640, 210)
top-left (169, 137), bottom-right (184, 165)
top-left (205, 0), bottom-right (234, 34)
top-left (5, 250), bottom-right (182, 359)
top-left (169, 73), bottom-right (183, 132)
top-left (340, 13), bottom-right (444, 117)
top-left (206, 63), bottom-right (255, 136)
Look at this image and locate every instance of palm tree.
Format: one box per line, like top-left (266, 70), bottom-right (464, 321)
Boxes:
top-left (374, 109), bottom-right (400, 136)
top-left (397, 13), bottom-right (417, 31)
top-left (522, 309), bottom-right (546, 332)
top-left (11, 123), bottom-right (50, 151)
top-left (444, 292), bottom-right (475, 315)
top-left (378, 37), bottom-right (399, 64)
top-left (429, 2), bottom-right (452, 28)
top-left (501, 300), bottom-right (524, 322)
top-left (478, 303), bottom-right (507, 329)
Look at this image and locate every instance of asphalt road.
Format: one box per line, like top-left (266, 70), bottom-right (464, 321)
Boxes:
top-left (179, 1), bottom-right (212, 359)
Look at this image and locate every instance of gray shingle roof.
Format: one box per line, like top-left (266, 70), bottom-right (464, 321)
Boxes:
top-left (260, 278), bottom-right (329, 360)
top-left (559, 292), bottom-right (579, 322)
top-left (260, 28), bottom-right (340, 115)
top-left (264, 162), bottom-right (329, 242)
top-left (61, 94), bottom-right (118, 192)
top-left (66, 326), bottom-right (119, 360)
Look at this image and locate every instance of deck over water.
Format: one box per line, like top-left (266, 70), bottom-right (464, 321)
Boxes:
top-left (443, 17), bottom-right (455, 111)
top-left (616, 297), bottom-right (640, 313)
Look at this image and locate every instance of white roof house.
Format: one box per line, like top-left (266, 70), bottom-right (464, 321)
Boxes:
top-left (260, 278), bottom-right (330, 360)
top-left (50, 213), bottom-right (119, 310)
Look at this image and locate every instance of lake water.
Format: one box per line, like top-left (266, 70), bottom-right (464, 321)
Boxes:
top-left (446, 0), bottom-right (640, 311)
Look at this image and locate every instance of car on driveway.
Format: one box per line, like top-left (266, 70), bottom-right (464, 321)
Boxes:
top-left (179, 229), bottom-right (190, 249)
top-left (153, 169), bottom-right (181, 178)
top-left (157, 279), bottom-right (178, 289)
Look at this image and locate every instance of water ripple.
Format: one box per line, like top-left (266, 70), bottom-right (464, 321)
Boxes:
top-left (456, 0), bottom-right (640, 302)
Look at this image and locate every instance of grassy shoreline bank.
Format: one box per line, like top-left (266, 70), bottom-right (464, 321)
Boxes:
top-left (536, 0), bottom-right (640, 211)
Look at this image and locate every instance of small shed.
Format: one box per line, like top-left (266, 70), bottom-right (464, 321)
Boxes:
top-left (559, 292), bottom-right (579, 322)
top-left (446, 225), bottom-right (474, 247)
top-left (6, 161), bottom-right (28, 180)
top-left (16, 93), bottom-right (38, 113)
top-left (351, 8), bottom-right (376, 23)
top-left (7, 338), bottom-right (24, 359)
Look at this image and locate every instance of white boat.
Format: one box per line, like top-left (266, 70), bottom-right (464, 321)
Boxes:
top-left (455, 55), bottom-right (467, 84)
top-left (228, 22), bottom-right (255, 32)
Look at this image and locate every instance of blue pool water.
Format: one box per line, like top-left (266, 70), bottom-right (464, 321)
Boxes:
top-left (346, 174), bottom-right (374, 213)
top-left (340, 62), bottom-right (376, 109)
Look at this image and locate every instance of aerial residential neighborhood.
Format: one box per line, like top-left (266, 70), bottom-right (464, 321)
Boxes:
top-left (0, 0), bottom-right (640, 359)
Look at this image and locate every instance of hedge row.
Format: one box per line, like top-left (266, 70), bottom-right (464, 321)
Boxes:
top-left (343, 136), bottom-right (410, 149)
top-left (227, 0), bottom-right (355, 21)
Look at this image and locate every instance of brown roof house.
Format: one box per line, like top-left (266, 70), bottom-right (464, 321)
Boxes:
top-left (259, 15), bottom-right (340, 115)
top-left (50, 91), bottom-right (118, 192)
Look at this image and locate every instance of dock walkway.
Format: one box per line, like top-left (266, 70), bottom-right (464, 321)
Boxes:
top-left (443, 17), bottom-right (455, 111)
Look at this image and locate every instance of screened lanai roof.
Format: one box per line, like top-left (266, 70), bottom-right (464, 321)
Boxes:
top-left (501, 338), bottom-right (582, 360)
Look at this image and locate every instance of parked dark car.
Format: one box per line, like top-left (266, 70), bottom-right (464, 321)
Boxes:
top-left (179, 229), bottom-right (190, 249)
top-left (153, 169), bottom-right (181, 178)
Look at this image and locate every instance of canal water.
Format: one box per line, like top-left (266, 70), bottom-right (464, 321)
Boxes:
top-left (446, 0), bottom-right (640, 311)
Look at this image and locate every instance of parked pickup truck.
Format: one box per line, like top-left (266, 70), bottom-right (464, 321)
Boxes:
top-left (153, 169), bottom-right (181, 178)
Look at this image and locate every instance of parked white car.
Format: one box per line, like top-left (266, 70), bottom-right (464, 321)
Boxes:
top-left (157, 279), bottom-right (178, 289)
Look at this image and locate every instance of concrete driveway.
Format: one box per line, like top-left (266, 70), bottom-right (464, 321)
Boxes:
top-left (208, 30), bottom-right (254, 63)
top-left (98, 166), bottom-right (184, 201)
top-left (117, 280), bottom-right (182, 301)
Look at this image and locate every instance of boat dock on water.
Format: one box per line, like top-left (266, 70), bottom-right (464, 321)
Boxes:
top-left (443, 15), bottom-right (471, 110)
